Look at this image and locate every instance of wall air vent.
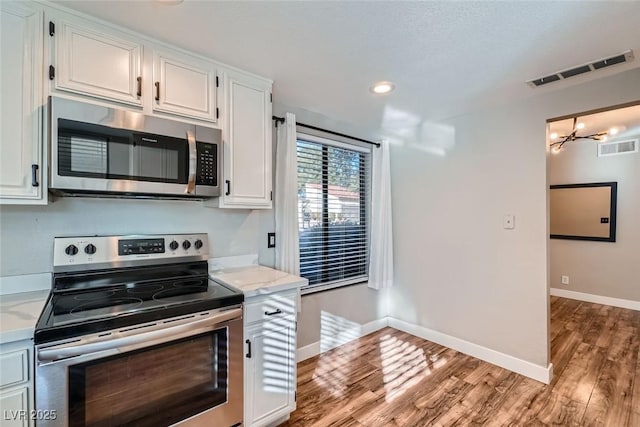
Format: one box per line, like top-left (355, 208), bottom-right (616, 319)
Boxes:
top-left (527, 50), bottom-right (634, 88)
top-left (598, 138), bottom-right (638, 157)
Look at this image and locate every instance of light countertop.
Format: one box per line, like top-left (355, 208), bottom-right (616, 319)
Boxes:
top-left (210, 265), bottom-right (308, 297)
top-left (0, 290), bottom-right (50, 344)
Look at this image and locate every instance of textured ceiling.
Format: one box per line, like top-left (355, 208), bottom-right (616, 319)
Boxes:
top-left (54, 1), bottom-right (640, 139)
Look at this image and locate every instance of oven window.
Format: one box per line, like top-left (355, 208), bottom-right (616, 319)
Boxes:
top-left (68, 328), bottom-right (228, 427)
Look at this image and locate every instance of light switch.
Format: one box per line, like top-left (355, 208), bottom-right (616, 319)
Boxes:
top-left (503, 214), bottom-right (515, 229)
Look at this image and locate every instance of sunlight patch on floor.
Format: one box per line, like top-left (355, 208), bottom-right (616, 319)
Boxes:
top-left (379, 333), bottom-right (448, 402)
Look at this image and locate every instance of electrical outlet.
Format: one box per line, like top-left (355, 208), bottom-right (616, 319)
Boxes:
top-left (267, 232), bottom-right (276, 248)
top-left (561, 275), bottom-right (569, 285)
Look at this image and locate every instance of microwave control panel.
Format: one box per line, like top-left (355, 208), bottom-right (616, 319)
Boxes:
top-left (197, 142), bottom-right (217, 186)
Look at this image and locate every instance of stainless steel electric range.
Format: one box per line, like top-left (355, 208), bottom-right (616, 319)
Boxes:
top-left (34, 234), bottom-right (244, 427)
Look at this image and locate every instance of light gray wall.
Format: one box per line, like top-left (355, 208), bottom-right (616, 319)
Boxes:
top-left (549, 127), bottom-right (640, 301)
top-left (297, 283), bottom-right (386, 348)
top-left (387, 68), bottom-right (640, 368)
top-left (0, 197), bottom-right (275, 276)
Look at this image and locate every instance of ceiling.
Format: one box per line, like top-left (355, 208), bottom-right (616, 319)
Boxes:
top-left (54, 1), bottom-right (640, 139)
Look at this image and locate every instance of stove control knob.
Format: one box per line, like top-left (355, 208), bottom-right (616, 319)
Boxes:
top-left (182, 240), bottom-right (191, 250)
top-left (194, 239), bottom-right (203, 250)
top-left (169, 240), bottom-right (179, 251)
top-left (84, 244), bottom-right (97, 255)
top-left (65, 244), bottom-right (78, 256)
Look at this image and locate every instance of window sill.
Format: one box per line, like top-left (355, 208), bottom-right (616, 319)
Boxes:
top-left (300, 276), bottom-right (369, 296)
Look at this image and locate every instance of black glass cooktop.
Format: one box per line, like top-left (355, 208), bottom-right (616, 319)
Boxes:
top-left (35, 261), bottom-right (243, 344)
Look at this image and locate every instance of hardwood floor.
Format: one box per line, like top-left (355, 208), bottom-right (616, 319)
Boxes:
top-left (279, 297), bottom-right (640, 426)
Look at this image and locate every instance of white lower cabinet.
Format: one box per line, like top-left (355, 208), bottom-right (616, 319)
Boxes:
top-left (244, 291), bottom-right (297, 427)
top-left (0, 340), bottom-right (34, 427)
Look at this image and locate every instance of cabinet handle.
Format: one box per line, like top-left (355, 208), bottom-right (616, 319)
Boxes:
top-left (264, 309), bottom-right (283, 316)
top-left (225, 180), bottom-right (231, 196)
top-left (31, 164), bottom-right (39, 187)
top-left (155, 81), bottom-right (160, 101)
top-left (137, 77), bottom-right (142, 97)
top-left (245, 339), bottom-right (252, 358)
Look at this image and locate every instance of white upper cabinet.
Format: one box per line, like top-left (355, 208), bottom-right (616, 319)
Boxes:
top-left (53, 18), bottom-right (143, 106)
top-left (0, 2), bottom-right (44, 204)
top-left (153, 51), bottom-right (218, 122)
top-left (219, 71), bottom-right (273, 209)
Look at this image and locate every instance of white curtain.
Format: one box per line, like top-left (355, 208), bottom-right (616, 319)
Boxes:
top-left (368, 140), bottom-right (394, 290)
top-left (275, 113), bottom-right (300, 275)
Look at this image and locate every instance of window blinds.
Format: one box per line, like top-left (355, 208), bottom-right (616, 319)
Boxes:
top-left (296, 136), bottom-right (371, 292)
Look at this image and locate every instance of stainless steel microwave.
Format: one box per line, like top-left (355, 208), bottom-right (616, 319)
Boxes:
top-left (49, 97), bottom-right (220, 199)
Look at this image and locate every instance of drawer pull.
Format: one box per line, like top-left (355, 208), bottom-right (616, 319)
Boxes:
top-left (264, 308), bottom-right (283, 316)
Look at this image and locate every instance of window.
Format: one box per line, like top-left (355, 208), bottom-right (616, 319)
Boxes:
top-left (297, 134), bottom-right (370, 293)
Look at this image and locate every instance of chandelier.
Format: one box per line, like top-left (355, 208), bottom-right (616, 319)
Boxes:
top-left (550, 117), bottom-right (611, 153)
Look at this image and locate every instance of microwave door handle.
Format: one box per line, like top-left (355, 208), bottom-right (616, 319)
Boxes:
top-left (185, 130), bottom-right (197, 194)
top-left (37, 308), bottom-right (242, 363)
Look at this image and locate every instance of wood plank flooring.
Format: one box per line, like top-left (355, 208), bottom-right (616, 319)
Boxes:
top-left (279, 297), bottom-right (640, 426)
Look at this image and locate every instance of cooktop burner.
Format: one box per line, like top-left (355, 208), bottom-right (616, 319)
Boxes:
top-left (35, 234), bottom-right (244, 344)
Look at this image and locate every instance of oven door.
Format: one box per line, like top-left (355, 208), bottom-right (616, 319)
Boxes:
top-left (36, 307), bottom-right (243, 427)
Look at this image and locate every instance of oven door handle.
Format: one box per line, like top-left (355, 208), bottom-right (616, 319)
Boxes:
top-left (37, 308), bottom-right (241, 363)
top-left (185, 129), bottom-right (197, 194)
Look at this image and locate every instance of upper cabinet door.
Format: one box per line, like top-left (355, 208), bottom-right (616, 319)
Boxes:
top-left (153, 51), bottom-right (217, 122)
top-left (54, 19), bottom-right (142, 106)
top-left (220, 71), bottom-right (272, 209)
top-left (0, 2), bottom-right (44, 203)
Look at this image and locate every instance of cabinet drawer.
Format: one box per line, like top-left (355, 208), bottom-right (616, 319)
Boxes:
top-left (244, 294), bottom-right (296, 324)
top-left (0, 349), bottom-right (28, 389)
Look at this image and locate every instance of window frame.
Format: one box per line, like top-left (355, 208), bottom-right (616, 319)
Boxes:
top-left (296, 131), bottom-right (372, 295)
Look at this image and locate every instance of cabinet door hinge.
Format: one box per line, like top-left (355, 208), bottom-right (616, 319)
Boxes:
top-left (216, 108), bottom-right (219, 119)
top-left (49, 65), bottom-right (55, 80)
top-left (49, 21), bottom-right (55, 36)
top-left (216, 76), bottom-right (219, 87)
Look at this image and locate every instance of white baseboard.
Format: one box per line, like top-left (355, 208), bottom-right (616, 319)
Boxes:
top-left (550, 288), bottom-right (640, 311)
top-left (387, 317), bottom-right (553, 384)
top-left (296, 317), bottom-right (389, 362)
top-left (296, 316), bottom-right (552, 384)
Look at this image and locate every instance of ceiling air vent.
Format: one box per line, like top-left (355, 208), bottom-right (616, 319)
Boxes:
top-left (598, 138), bottom-right (638, 157)
top-left (527, 50), bottom-right (634, 88)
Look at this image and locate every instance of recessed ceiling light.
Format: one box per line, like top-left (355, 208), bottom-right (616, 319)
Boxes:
top-left (370, 81), bottom-right (395, 94)
top-left (609, 127), bottom-right (619, 135)
top-left (549, 132), bottom-right (558, 139)
top-left (576, 122), bottom-right (585, 130)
